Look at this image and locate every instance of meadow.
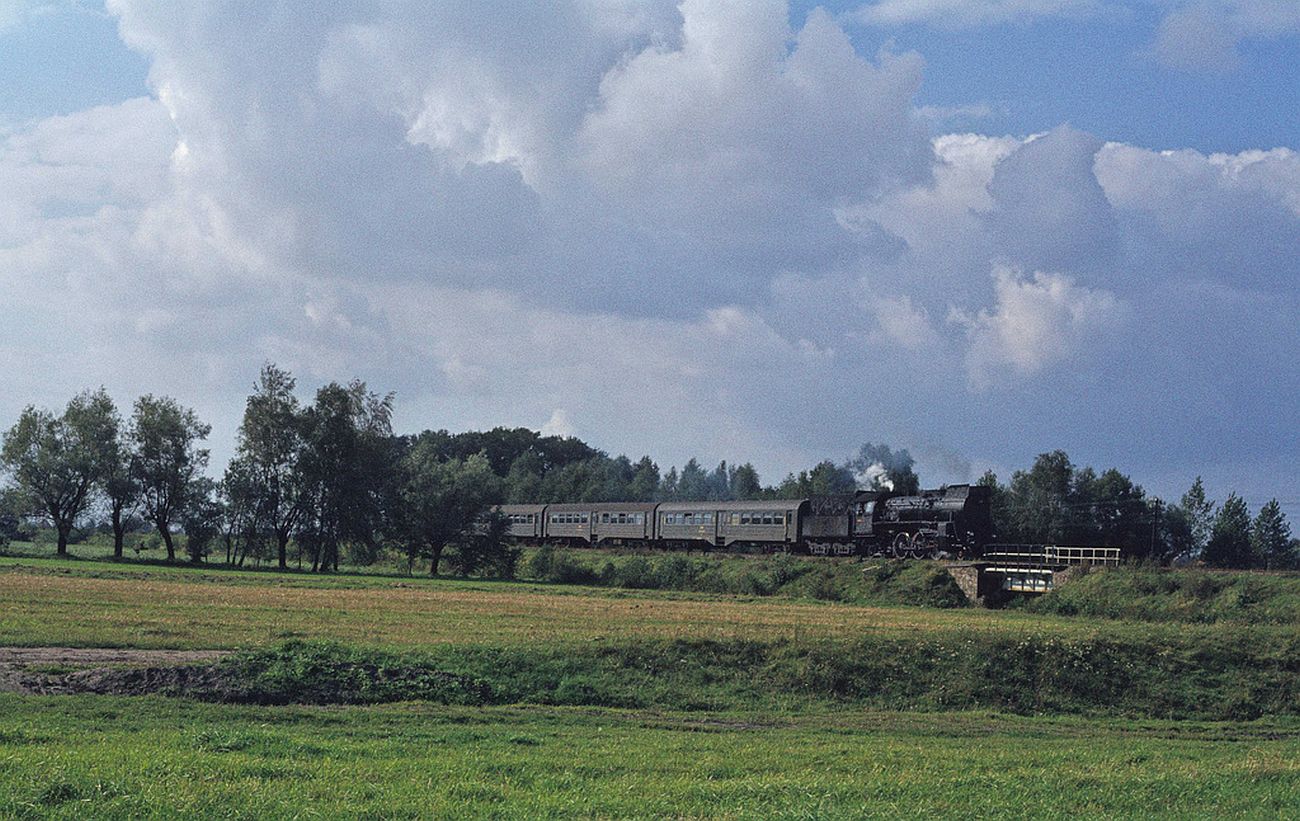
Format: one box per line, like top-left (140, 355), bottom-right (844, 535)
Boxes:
top-left (1, 697), bottom-right (1297, 818)
top-left (4, 548), bottom-right (1300, 816)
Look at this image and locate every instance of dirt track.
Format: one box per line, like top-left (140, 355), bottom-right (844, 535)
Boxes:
top-left (0, 647), bottom-right (230, 695)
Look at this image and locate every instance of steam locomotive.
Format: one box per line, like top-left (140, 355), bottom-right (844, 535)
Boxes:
top-left (497, 483), bottom-right (994, 559)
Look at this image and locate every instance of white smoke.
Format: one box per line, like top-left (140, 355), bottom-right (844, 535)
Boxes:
top-left (856, 461), bottom-right (895, 492)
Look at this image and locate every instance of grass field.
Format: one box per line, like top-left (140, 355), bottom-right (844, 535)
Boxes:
top-left (2, 696), bottom-right (1297, 818)
top-left (4, 550), bottom-right (1300, 816)
top-left (0, 559), bottom-right (1070, 651)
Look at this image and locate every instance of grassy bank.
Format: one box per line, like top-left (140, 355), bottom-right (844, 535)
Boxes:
top-left (1026, 566), bottom-right (1300, 623)
top-left (96, 635), bottom-right (1300, 721)
top-left (1, 695), bottom-right (1296, 818)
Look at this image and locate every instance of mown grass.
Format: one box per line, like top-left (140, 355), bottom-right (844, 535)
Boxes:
top-left (0, 559), bottom-right (1107, 651)
top-left (1, 694), bottom-right (1297, 818)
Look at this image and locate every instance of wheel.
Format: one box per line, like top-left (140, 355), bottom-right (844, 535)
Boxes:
top-left (890, 532), bottom-right (910, 559)
top-left (906, 532), bottom-right (926, 560)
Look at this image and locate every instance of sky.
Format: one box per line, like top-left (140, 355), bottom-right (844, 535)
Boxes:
top-left (1, 0), bottom-right (1297, 518)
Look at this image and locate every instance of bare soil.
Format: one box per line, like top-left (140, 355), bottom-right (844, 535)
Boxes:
top-left (0, 647), bottom-right (230, 696)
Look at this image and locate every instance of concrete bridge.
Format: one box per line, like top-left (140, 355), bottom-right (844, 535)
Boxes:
top-left (947, 545), bottom-right (1121, 604)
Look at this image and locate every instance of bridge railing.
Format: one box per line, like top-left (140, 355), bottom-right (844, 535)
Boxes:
top-left (982, 544), bottom-right (1121, 567)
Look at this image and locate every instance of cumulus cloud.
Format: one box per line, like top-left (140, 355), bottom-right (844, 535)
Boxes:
top-left (952, 266), bottom-right (1126, 387)
top-left (0, 0), bottom-right (1297, 512)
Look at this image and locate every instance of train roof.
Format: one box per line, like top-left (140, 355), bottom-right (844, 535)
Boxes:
top-left (539, 502), bottom-right (658, 512)
top-left (656, 499), bottom-right (805, 512)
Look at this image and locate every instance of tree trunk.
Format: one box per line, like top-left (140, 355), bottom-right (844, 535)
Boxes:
top-left (161, 528), bottom-right (175, 562)
top-left (429, 543), bottom-right (445, 576)
top-left (56, 525), bottom-right (69, 556)
top-left (277, 532), bottom-right (289, 570)
top-left (111, 508), bottom-right (125, 559)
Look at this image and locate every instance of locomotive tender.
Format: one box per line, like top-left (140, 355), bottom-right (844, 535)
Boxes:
top-left (497, 484), bottom-right (993, 560)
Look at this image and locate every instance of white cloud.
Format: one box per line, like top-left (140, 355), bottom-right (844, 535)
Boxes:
top-left (953, 266), bottom-right (1126, 387)
top-left (0, 0), bottom-right (1297, 512)
top-left (1151, 1), bottom-right (1300, 71)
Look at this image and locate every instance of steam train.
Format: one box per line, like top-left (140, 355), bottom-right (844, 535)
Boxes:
top-left (497, 484), bottom-right (994, 559)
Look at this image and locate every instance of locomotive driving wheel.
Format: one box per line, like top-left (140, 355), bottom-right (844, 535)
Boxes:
top-left (912, 532), bottom-right (938, 560)
top-left (890, 532), bottom-right (910, 559)
top-left (906, 532), bottom-right (926, 560)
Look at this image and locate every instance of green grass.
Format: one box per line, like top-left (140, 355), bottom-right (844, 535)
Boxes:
top-left (1027, 565), bottom-right (1300, 623)
top-left (1, 695), bottom-right (1297, 818)
top-left (0, 557), bottom-right (1127, 652)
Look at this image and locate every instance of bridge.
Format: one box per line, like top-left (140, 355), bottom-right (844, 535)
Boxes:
top-left (947, 545), bottom-right (1122, 599)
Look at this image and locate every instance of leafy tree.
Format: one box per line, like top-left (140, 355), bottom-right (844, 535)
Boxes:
top-left (1179, 477), bottom-right (1216, 556)
top-left (676, 459), bottom-right (711, 500)
top-left (1, 389), bottom-right (118, 555)
top-left (1005, 451), bottom-right (1075, 544)
top-left (130, 395), bottom-right (211, 563)
top-left (296, 381), bottom-right (394, 572)
top-left (776, 461), bottom-right (856, 497)
top-left (503, 451), bottom-right (544, 503)
top-left (396, 441), bottom-right (501, 576)
top-left (450, 511), bottom-right (517, 579)
top-left (1202, 493), bottom-right (1253, 568)
top-left (219, 456), bottom-right (263, 566)
top-left (627, 456), bottom-right (660, 502)
top-left (659, 466), bottom-right (679, 501)
top-left (235, 364), bottom-right (309, 569)
top-left (1252, 500), bottom-right (1295, 570)
top-left (101, 414), bottom-right (139, 559)
top-left (183, 477), bottom-right (223, 563)
top-left (728, 463), bottom-right (763, 500)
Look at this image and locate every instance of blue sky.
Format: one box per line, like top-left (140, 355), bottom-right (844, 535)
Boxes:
top-left (1, 0), bottom-right (1297, 520)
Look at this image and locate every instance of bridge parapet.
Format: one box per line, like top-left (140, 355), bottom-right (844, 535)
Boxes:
top-left (981, 544), bottom-right (1120, 568)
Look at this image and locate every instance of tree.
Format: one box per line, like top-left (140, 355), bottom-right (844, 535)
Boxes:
top-left (627, 456), bottom-right (660, 502)
top-left (1005, 451), bottom-right (1075, 544)
top-left (183, 477), bottom-right (223, 563)
top-left (396, 441), bottom-right (502, 576)
top-left (1202, 493), bottom-right (1253, 568)
top-left (1252, 500), bottom-right (1295, 570)
top-left (296, 381), bottom-right (394, 572)
top-left (235, 364), bottom-right (308, 569)
top-left (504, 451), bottom-right (544, 503)
top-left (130, 395), bottom-right (211, 563)
top-left (728, 463), bottom-right (763, 500)
top-left (1, 389), bottom-right (118, 556)
top-left (1179, 477), bottom-right (1216, 557)
top-left (450, 510), bottom-right (517, 578)
top-left (777, 461), bottom-right (856, 497)
top-left (100, 403), bottom-right (138, 559)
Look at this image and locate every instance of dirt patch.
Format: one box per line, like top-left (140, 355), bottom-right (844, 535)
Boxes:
top-left (0, 647), bottom-right (230, 696)
top-left (0, 645), bottom-right (488, 705)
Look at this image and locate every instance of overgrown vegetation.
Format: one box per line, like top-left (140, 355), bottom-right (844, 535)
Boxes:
top-left (24, 635), bottom-right (1300, 721)
top-left (1026, 566), bottom-right (1300, 624)
top-left (524, 547), bottom-right (967, 606)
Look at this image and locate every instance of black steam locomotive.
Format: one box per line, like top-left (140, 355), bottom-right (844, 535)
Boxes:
top-left (498, 483), bottom-right (994, 559)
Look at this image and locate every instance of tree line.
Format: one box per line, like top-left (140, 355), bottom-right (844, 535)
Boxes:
top-left (2, 366), bottom-right (1294, 571)
top-left (977, 451), bottom-right (1297, 569)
